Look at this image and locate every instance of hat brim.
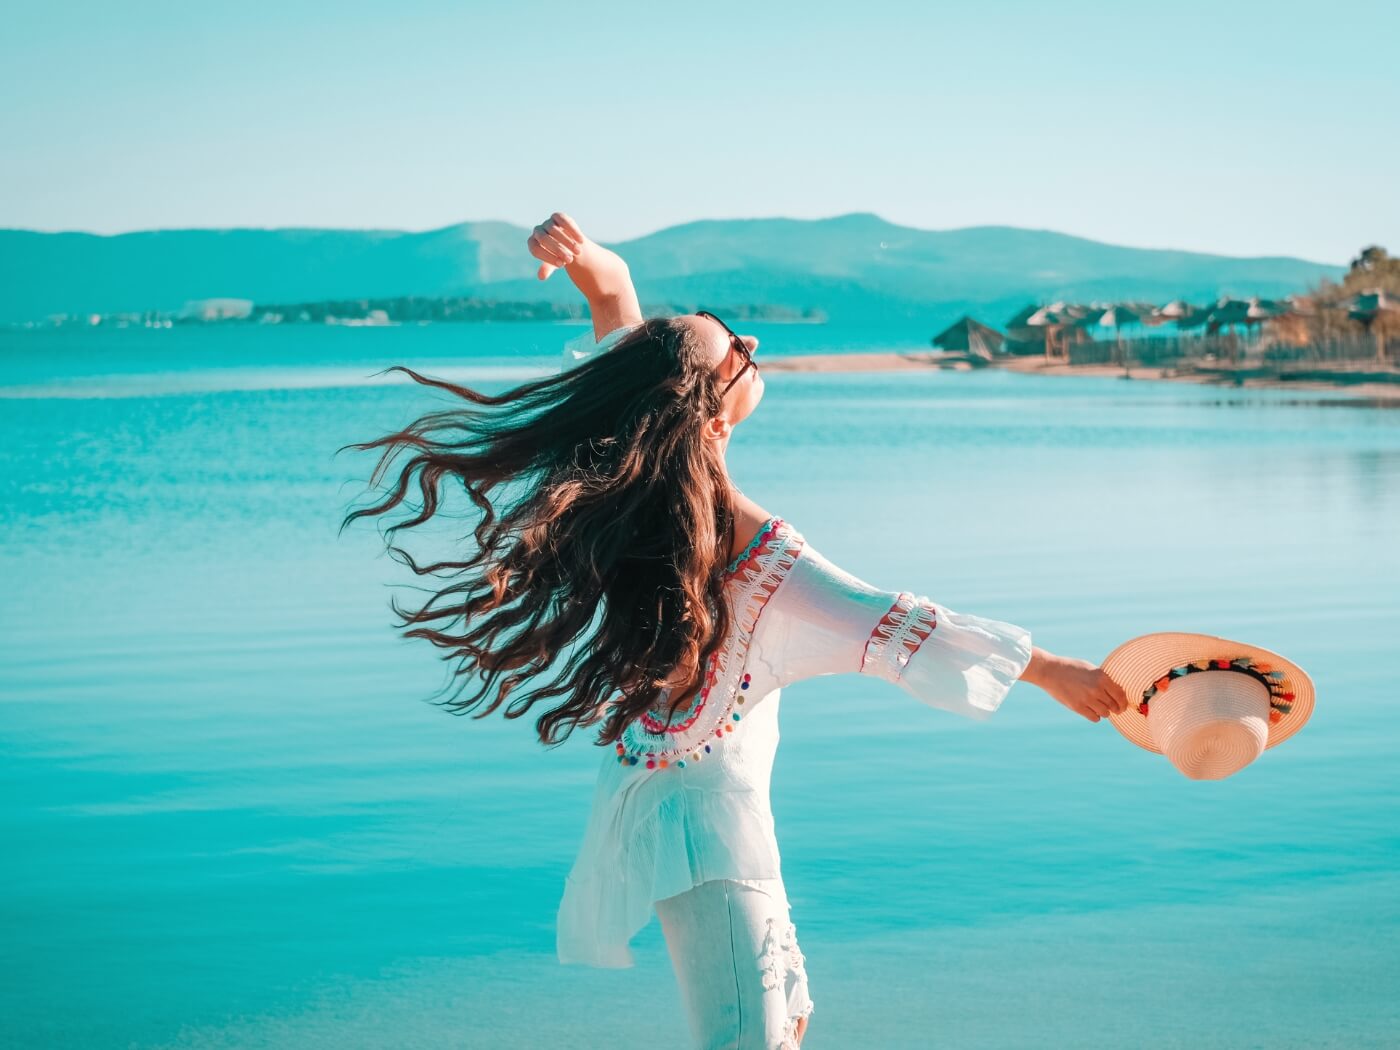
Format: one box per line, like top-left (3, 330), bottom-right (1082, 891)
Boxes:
top-left (1102, 632), bottom-right (1315, 755)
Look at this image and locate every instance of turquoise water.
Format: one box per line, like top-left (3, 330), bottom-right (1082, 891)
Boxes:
top-left (2, 322), bottom-right (1398, 1049)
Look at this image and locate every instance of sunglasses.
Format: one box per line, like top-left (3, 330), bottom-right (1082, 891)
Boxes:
top-left (695, 310), bottom-right (757, 397)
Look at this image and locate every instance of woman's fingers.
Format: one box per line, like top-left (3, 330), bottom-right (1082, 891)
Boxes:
top-left (529, 231), bottom-right (573, 269)
top-left (530, 227), bottom-right (574, 265)
top-left (546, 223), bottom-right (583, 254)
top-left (1099, 673), bottom-right (1130, 713)
top-left (526, 211), bottom-right (588, 281)
top-left (1047, 662), bottom-right (1129, 723)
top-left (538, 216), bottom-right (582, 255)
top-left (1077, 686), bottom-right (1134, 723)
top-left (527, 237), bottom-right (562, 280)
top-left (549, 211), bottom-right (585, 246)
top-left (525, 212), bottom-right (587, 284)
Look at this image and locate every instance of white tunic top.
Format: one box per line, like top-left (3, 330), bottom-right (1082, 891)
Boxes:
top-left (553, 327), bottom-right (1035, 968)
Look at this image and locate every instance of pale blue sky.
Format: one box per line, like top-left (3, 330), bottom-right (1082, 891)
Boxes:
top-left (3, 0), bottom-right (1395, 263)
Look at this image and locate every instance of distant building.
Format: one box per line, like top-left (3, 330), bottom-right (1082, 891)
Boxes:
top-left (180, 298), bottom-right (254, 322)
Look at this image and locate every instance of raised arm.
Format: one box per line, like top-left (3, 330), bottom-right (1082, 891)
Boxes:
top-left (527, 211), bottom-right (643, 342)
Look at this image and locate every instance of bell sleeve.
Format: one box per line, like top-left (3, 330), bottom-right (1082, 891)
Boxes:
top-left (761, 540), bottom-right (1034, 721)
top-left (560, 323), bottom-right (636, 372)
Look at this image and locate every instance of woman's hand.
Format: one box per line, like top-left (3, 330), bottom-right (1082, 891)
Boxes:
top-left (1022, 648), bottom-right (1130, 723)
top-left (527, 212), bottom-right (628, 294)
top-left (528, 212), bottom-right (584, 281)
top-left (526, 211), bottom-right (642, 340)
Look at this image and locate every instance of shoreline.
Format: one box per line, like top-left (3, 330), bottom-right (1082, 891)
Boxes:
top-left (762, 352), bottom-right (1400, 403)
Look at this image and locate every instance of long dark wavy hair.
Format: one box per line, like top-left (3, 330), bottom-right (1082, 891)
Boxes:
top-left (338, 317), bottom-right (740, 748)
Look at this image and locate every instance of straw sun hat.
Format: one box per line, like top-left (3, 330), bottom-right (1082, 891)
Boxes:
top-left (1101, 632), bottom-right (1315, 780)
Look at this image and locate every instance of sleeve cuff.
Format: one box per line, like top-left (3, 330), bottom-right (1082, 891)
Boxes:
top-left (866, 594), bottom-right (1033, 721)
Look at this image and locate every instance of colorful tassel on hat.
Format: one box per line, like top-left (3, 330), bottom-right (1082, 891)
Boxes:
top-left (1135, 654), bottom-right (1291, 724)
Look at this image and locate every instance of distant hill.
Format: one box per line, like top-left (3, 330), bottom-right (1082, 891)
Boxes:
top-left (0, 213), bottom-right (1345, 326)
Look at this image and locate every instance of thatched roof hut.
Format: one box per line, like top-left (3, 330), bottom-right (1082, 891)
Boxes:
top-left (932, 316), bottom-right (1005, 360)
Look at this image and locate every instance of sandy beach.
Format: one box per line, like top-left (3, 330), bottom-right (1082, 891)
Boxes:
top-left (762, 351), bottom-right (1400, 403)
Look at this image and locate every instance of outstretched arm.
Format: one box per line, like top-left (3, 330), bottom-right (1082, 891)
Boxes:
top-left (527, 211), bottom-right (643, 342)
top-left (765, 539), bottom-right (1129, 724)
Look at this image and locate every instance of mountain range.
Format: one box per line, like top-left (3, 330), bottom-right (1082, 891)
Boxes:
top-left (0, 213), bottom-right (1345, 327)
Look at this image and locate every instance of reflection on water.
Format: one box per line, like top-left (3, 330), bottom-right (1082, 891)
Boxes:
top-left (1195, 395), bottom-right (1400, 410)
top-left (2, 325), bottom-right (1398, 1048)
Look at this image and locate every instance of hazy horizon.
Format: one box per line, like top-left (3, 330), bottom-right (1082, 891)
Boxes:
top-left (0, 212), bottom-right (1355, 267)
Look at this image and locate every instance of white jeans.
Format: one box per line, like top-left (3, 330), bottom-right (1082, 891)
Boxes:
top-left (655, 877), bottom-right (815, 1050)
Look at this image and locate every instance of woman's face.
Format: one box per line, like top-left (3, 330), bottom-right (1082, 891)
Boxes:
top-left (686, 314), bottom-right (764, 430)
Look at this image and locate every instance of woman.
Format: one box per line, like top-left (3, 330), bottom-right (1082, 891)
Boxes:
top-left (344, 212), bottom-right (1130, 1050)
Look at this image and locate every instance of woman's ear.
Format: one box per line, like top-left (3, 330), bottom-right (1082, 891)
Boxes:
top-left (702, 413), bottom-right (732, 443)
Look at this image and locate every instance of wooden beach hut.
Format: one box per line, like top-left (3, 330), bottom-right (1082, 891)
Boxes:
top-left (931, 316), bottom-right (1005, 360)
top-left (1026, 302), bottom-right (1095, 362)
top-left (1097, 304), bottom-right (1146, 368)
top-left (1345, 289), bottom-right (1400, 363)
top-left (1002, 304), bottom-right (1044, 356)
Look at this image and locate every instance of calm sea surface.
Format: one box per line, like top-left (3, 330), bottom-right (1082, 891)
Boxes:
top-left (2, 322), bottom-right (1398, 1049)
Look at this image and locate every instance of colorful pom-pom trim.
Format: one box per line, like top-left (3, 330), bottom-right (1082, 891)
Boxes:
top-left (1134, 655), bottom-right (1294, 724)
top-left (615, 662), bottom-right (742, 769)
top-left (613, 518), bottom-right (801, 771)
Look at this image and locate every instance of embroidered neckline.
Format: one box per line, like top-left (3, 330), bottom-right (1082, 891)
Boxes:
top-left (723, 516), bottom-right (780, 578)
top-left (617, 517), bottom-right (805, 770)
